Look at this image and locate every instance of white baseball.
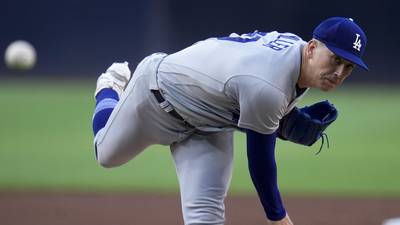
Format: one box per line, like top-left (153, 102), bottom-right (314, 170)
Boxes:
top-left (4, 40), bottom-right (37, 71)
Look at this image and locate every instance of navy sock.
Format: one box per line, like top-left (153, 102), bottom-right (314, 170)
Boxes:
top-left (92, 88), bottom-right (119, 136)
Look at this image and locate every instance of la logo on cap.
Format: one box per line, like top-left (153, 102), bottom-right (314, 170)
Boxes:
top-left (353, 33), bottom-right (362, 51)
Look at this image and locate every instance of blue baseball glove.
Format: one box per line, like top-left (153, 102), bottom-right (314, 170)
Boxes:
top-left (277, 100), bottom-right (338, 148)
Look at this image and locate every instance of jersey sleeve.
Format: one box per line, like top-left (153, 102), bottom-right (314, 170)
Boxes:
top-left (228, 76), bottom-right (288, 134)
top-left (246, 129), bottom-right (286, 221)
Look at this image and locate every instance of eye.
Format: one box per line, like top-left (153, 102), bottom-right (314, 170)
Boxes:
top-left (346, 64), bottom-right (355, 70)
top-left (334, 56), bottom-right (341, 65)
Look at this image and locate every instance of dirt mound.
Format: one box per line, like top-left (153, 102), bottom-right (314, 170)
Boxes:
top-left (1, 192), bottom-right (399, 225)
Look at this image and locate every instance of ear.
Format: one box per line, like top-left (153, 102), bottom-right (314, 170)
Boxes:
top-left (306, 39), bottom-right (318, 58)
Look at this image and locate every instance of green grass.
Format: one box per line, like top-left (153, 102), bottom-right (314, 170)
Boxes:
top-left (0, 79), bottom-right (399, 196)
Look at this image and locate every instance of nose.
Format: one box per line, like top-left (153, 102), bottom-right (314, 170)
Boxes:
top-left (334, 64), bottom-right (346, 79)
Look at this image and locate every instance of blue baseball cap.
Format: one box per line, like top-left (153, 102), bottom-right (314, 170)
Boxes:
top-left (313, 17), bottom-right (368, 71)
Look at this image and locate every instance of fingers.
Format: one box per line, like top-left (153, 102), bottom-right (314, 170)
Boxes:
top-left (269, 214), bottom-right (294, 225)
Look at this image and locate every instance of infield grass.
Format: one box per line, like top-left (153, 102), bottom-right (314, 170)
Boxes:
top-left (0, 78), bottom-right (399, 196)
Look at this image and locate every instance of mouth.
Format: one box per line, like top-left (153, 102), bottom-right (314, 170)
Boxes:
top-left (322, 77), bottom-right (338, 90)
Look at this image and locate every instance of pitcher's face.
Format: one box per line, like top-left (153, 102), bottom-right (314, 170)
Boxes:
top-left (306, 40), bottom-right (355, 91)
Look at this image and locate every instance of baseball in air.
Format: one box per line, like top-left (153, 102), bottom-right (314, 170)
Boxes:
top-left (4, 40), bottom-right (37, 71)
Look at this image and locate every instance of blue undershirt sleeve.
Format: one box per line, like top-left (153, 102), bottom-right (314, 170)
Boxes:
top-left (246, 129), bottom-right (286, 221)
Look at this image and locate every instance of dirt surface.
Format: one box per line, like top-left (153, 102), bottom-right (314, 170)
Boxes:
top-left (1, 192), bottom-right (399, 225)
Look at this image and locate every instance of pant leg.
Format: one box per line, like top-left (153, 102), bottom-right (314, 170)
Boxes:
top-left (171, 131), bottom-right (234, 225)
top-left (95, 55), bottom-right (189, 168)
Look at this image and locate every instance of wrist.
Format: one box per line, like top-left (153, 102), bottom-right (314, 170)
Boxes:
top-left (266, 208), bottom-right (286, 221)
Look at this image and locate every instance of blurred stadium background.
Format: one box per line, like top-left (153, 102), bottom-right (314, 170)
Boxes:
top-left (1, 0), bottom-right (399, 82)
top-left (1, 0), bottom-right (399, 225)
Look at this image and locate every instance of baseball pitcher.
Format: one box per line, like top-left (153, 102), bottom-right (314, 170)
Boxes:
top-left (91, 17), bottom-right (368, 225)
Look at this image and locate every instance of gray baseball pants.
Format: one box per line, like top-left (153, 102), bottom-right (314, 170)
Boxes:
top-left (94, 53), bottom-right (234, 225)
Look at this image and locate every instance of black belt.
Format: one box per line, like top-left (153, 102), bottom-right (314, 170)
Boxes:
top-left (151, 89), bottom-right (195, 128)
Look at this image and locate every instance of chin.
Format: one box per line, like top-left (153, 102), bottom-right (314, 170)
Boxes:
top-left (319, 83), bottom-right (337, 91)
top-left (320, 87), bottom-right (329, 92)
top-left (319, 80), bottom-right (337, 91)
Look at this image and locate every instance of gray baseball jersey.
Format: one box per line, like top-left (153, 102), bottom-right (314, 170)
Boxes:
top-left (157, 31), bottom-right (308, 134)
top-left (94, 31), bottom-right (309, 225)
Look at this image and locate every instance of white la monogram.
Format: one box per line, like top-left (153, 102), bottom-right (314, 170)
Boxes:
top-left (353, 34), bottom-right (362, 51)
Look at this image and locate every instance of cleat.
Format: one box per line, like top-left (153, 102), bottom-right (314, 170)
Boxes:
top-left (95, 61), bottom-right (131, 98)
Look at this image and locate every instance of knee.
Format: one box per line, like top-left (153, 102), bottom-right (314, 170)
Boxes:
top-left (97, 157), bottom-right (118, 168)
top-left (94, 143), bottom-right (126, 168)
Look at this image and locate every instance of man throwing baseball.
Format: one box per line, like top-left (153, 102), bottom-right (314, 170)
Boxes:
top-left (91, 17), bottom-right (368, 225)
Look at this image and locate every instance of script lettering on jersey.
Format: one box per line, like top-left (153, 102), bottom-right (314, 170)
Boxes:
top-left (264, 34), bottom-right (300, 51)
top-left (217, 31), bottom-right (267, 43)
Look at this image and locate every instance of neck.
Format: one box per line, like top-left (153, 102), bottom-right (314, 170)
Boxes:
top-left (297, 45), bottom-right (309, 89)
